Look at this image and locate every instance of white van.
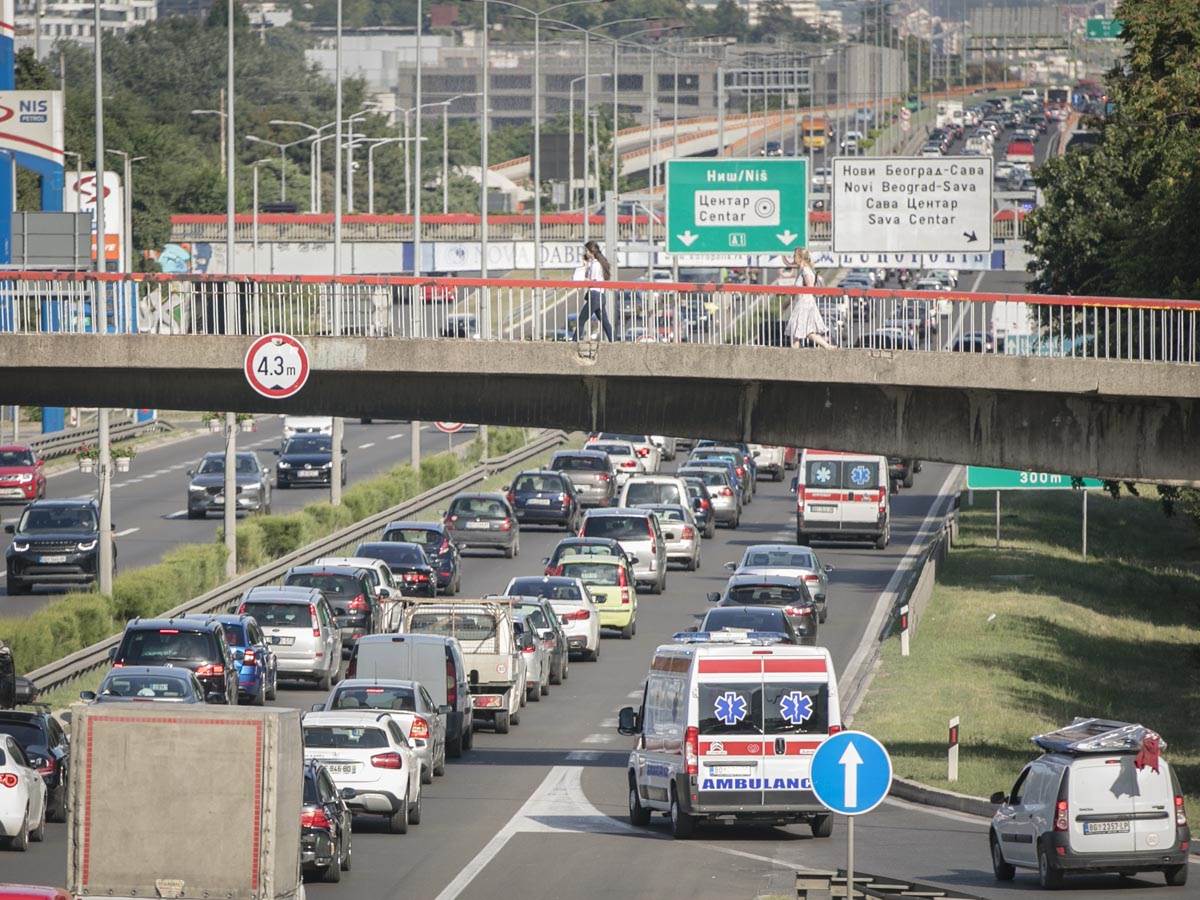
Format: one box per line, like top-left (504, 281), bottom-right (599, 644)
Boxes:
top-left (345, 633), bottom-right (474, 756)
top-left (618, 632), bottom-right (842, 839)
top-left (795, 449), bottom-right (891, 549)
top-left (282, 416), bottom-right (333, 441)
top-left (990, 719), bottom-right (1190, 889)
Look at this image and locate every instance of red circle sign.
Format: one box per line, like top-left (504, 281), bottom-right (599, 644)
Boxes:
top-left (244, 334), bottom-right (311, 399)
top-left (435, 421), bottom-right (464, 434)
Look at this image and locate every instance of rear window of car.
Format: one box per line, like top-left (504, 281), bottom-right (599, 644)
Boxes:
top-left (680, 469), bottom-right (728, 488)
top-left (242, 602), bottom-right (312, 628)
top-left (381, 528), bottom-right (441, 549)
top-left (647, 506), bottom-right (687, 523)
top-left (624, 482), bottom-right (683, 505)
top-left (551, 454), bottom-right (606, 472)
top-left (764, 683), bottom-right (828, 735)
top-left (507, 578), bottom-right (583, 601)
top-left (330, 686), bottom-right (416, 712)
top-left (408, 610), bottom-right (497, 641)
top-left (119, 629), bottom-right (218, 664)
top-left (726, 585), bottom-right (808, 606)
top-left (285, 573), bottom-right (364, 596)
top-left (221, 624), bottom-right (247, 646)
top-left (356, 543), bottom-right (427, 566)
top-left (742, 549), bottom-right (816, 569)
top-left (303, 726), bottom-right (390, 749)
top-left (805, 459), bottom-right (881, 490)
top-left (597, 433), bottom-right (645, 443)
top-left (561, 562), bottom-right (619, 585)
top-left (449, 498), bottom-right (508, 518)
top-left (513, 474), bottom-right (565, 493)
top-left (0, 721), bottom-right (44, 747)
top-left (581, 515), bottom-right (651, 541)
top-left (99, 674), bottom-right (192, 699)
top-left (703, 608), bottom-right (788, 633)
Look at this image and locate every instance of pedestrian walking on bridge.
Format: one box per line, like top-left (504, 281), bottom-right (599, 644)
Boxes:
top-left (573, 240), bottom-right (614, 341)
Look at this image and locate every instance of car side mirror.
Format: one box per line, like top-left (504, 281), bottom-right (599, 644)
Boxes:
top-left (723, 562), bottom-right (736, 571)
top-left (340, 787), bottom-right (357, 800)
top-left (311, 703), bottom-right (324, 712)
top-left (501, 484), bottom-right (510, 492)
top-left (107, 647), bottom-right (117, 662)
top-left (541, 557), bottom-right (550, 565)
top-left (438, 704), bottom-right (452, 715)
top-left (377, 587), bottom-right (393, 600)
top-left (628, 555), bottom-right (640, 565)
top-left (79, 690), bottom-right (97, 702)
top-left (706, 592), bottom-right (721, 604)
top-left (3, 524), bottom-right (13, 534)
top-left (272, 448), bottom-right (281, 456)
top-left (186, 468), bottom-right (195, 477)
top-left (990, 791), bottom-right (1007, 805)
top-left (790, 477), bottom-right (799, 494)
top-left (825, 564), bottom-right (835, 574)
top-left (617, 706), bottom-right (640, 735)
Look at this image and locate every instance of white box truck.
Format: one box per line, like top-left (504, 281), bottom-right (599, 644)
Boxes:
top-left (66, 703), bottom-right (304, 900)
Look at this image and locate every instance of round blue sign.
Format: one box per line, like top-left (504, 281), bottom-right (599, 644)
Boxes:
top-left (809, 730), bottom-right (892, 816)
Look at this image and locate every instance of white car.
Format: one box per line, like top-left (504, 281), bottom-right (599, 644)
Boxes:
top-left (0, 732), bottom-right (47, 850)
top-left (748, 444), bottom-right (787, 481)
top-left (302, 712), bottom-right (423, 834)
top-left (649, 435), bottom-right (677, 461)
top-left (501, 575), bottom-right (601, 662)
top-left (585, 440), bottom-right (645, 488)
top-left (589, 433), bottom-right (661, 474)
top-left (317, 678), bottom-right (448, 786)
top-left (282, 415), bottom-right (333, 441)
top-left (512, 612), bottom-right (551, 703)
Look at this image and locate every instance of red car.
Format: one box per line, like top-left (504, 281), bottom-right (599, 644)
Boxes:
top-left (0, 446), bottom-right (46, 503)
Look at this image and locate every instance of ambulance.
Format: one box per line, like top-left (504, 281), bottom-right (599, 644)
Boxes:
top-left (617, 632), bottom-right (842, 839)
top-left (794, 449), bottom-right (891, 549)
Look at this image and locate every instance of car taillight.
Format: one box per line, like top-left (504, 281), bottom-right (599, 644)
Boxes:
top-left (684, 726), bottom-right (699, 775)
top-left (237, 603), bottom-right (247, 614)
top-left (403, 572), bottom-right (430, 582)
top-left (803, 575), bottom-right (820, 586)
top-left (1176, 794), bottom-right (1188, 827)
top-left (301, 807), bottom-right (332, 830)
top-left (446, 514), bottom-right (458, 523)
top-left (828, 724), bottom-right (842, 735)
top-left (446, 657), bottom-right (457, 707)
top-left (243, 649), bottom-right (256, 664)
top-left (36, 761), bottom-right (55, 777)
top-left (736, 466), bottom-right (745, 478)
top-left (506, 492), bottom-right (515, 506)
top-left (557, 492), bottom-right (567, 503)
top-left (797, 487), bottom-right (807, 503)
top-left (782, 606), bottom-right (811, 619)
top-left (0, 773), bottom-right (18, 788)
top-left (598, 472), bottom-right (611, 482)
top-left (499, 518), bottom-right (513, 531)
top-left (682, 526), bottom-right (695, 540)
top-left (636, 447), bottom-right (649, 457)
top-left (194, 663), bottom-right (225, 676)
top-left (621, 460), bottom-right (637, 469)
top-left (371, 752), bottom-right (403, 769)
top-left (701, 498), bottom-right (711, 509)
top-left (439, 538), bottom-right (451, 554)
top-left (348, 593), bottom-right (369, 613)
top-left (1054, 799), bottom-right (1069, 831)
top-left (545, 564), bottom-right (563, 577)
top-left (620, 588), bottom-right (631, 605)
top-left (410, 717), bottom-right (430, 741)
top-left (562, 609), bottom-right (590, 621)
top-left (720, 487), bottom-right (733, 497)
top-left (617, 567), bottom-right (628, 587)
top-left (310, 604), bottom-right (321, 637)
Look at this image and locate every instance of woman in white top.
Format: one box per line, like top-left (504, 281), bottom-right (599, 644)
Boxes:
top-left (573, 240), bottom-right (614, 341)
top-left (783, 248), bottom-right (832, 348)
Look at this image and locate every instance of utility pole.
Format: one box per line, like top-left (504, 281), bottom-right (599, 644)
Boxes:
top-left (94, 0), bottom-right (113, 596)
top-left (224, 0), bottom-right (238, 577)
top-left (330, 0), bottom-right (344, 506)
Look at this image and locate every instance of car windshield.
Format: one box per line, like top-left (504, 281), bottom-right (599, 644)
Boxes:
top-left (285, 436), bottom-right (331, 454)
top-left (513, 474), bottom-right (564, 493)
top-left (99, 674), bottom-right (193, 699)
top-left (242, 602), bottom-right (312, 628)
top-left (507, 577), bottom-right (583, 600)
top-left (449, 498), bottom-right (508, 518)
top-left (407, 610), bottom-right (497, 641)
top-left (551, 455), bottom-right (606, 471)
top-left (382, 528), bottom-right (440, 549)
top-left (120, 629), bottom-right (216, 664)
top-left (303, 726), bottom-right (389, 749)
top-left (356, 543), bottom-right (427, 566)
top-left (561, 562), bottom-right (619, 585)
top-left (742, 549), bottom-right (816, 569)
top-left (17, 506), bottom-right (97, 533)
top-left (624, 482), bottom-right (683, 505)
top-left (726, 585), bottom-right (809, 606)
top-left (221, 624), bottom-right (248, 646)
top-left (0, 450), bottom-right (34, 467)
top-left (285, 572), bottom-right (362, 596)
top-left (581, 515), bottom-right (649, 541)
top-left (197, 456), bottom-right (259, 475)
top-left (330, 686), bottom-right (416, 712)
top-left (702, 608), bottom-right (789, 634)
top-left (0, 722), bottom-right (44, 747)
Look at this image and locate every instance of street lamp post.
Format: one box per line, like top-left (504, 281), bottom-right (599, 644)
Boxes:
top-left (331, 0), bottom-right (344, 505)
top-left (250, 158), bottom-right (275, 272)
top-left (435, 93), bottom-right (481, 213)
top-left (414, 0), bottom-right (423, 276)
top-left (104, 149), bottom-right (144, 276)
top-left (246, 134), bottom-right (315, 203)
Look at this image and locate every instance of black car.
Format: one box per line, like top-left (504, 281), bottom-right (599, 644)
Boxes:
top-left (302, 761), bottom-right (354, 883)
top-left (379, 521), bottom-right (461, 594)
top-left (186, 451), bottom-right (272, 518)
top-left (283, 565), bottom-right (381, 653)
top-left (111, 617), bottom-right (239, 704)
top-left (81, 665), bottom-right (207, 704)
top-left (0, 708), bottom-right (70, 821)
top-left (888, 457), bottom-right (921, 489)
top-left (707, 575), bottom-right (818, 644)
top-left (680, 475), bottom-right (717, 539)
top-left (696, 605), bottom-right (808, 645)
top-left (354, 542), bottom-right (438, 598)
top-left (4, 499), bottom-right (112, 593)
top-left (274, 435), bottom-right (346, 489)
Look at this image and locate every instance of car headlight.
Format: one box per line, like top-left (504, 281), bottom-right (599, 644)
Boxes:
top-left (77, 540), bottom-right (97, 551)
top-left (11, 540), bottom-right (29, 552)
top-left (277, 461), bottom-right (291, 469)
top-left (321, 461), bottom-right (333, 469)
top-left (188, 484), bottom-right (207, 492)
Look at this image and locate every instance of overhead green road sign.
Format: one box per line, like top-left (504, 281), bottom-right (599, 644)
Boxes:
top-left (666, 158), bottom-right (807, 254)
top-left (1086, 17), bottom-right (1123, 39)
top-left (967, 467), bottom-right (1104, 490)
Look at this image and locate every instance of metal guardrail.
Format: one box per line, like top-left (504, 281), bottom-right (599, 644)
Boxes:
top-left (26, 417), bottom-right (170, 459)
top-left (25, 429), bottom-right (568, 695)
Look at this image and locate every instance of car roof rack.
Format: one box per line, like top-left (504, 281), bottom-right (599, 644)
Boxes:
top-left (1032, 718), bottom-right (1165, 755)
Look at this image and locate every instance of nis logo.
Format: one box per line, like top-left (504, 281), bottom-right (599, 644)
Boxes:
top-left (18, 99), bottom-right (49, 124)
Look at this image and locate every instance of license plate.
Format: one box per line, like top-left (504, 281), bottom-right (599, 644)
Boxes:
top-left (465, 521), bottom-right (491, 530)
top-left (527, 498), bottom-right (551, 506)
top-left (269, 635), bottom-right (295, 646)
top-left (708, 765), bottom-right (754, 775)
top-left (39, 555), bottom-right (68, 564)
top-left (809, 504), bottom-right (837, 513)
top-left (0, 488), bottom-right (26, 498)
top-left (1083, 820), bottom-right (1130, 835)
top-left (325, 763), bottom-right (359, 775)
top-left (297, 470), bottom-right (321, 478)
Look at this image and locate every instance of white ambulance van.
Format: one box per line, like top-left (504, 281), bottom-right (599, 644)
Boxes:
top-left (617, 632), bottom-right (842, 838)
top-left (794, 449), bottom-right (891, 549)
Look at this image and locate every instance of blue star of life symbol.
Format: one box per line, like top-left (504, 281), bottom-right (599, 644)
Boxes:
top-left (714, 691), bottom-right (748, 726)
top-left (779, 691), bottom-right (813, 725)
top-left (849, 465), bottom-right (871, 486)
top-left (813, 464), bottom-right (834, 485)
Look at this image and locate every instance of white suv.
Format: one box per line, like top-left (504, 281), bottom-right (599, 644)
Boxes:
top-left (302, 711), bottom-right (423, 834)
top-left (989, 719), bottom-right (1190, 889)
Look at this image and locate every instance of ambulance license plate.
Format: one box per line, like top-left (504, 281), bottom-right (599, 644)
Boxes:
top-left (810, 504), bottom-right (837, 513)
top-left (708, 765), bottom-right (754, 775)
top-left (1083, 820), bottom-right (1130, 835)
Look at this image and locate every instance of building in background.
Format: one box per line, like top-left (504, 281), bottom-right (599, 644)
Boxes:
top-left (15, 0), bottom-right (156, 53)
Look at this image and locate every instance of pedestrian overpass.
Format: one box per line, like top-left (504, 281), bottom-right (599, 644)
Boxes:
top-left (1, 273), bottom-right (1197, 483)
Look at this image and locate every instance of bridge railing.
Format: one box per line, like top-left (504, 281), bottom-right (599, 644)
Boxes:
top-left (1, 272), bottom-right (1196, 365)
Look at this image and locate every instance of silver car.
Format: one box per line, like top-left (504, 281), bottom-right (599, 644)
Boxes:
top-left (678, 466), bottom-right (741, 528)
top-left (239, 588), bottom-right (342, 689)
top-left (579, 507), bottom-right (668, 594)
top-left (186, 451), bottom-right (272, 519)
top-left (548, 449), bottom-right (617, 507)
top-left (725, 543), bottom-right (835, 623)
top-left (641, 504), bottom-right (701, 572)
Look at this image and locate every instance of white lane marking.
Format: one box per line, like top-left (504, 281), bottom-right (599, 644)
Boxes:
top-left (114, 527), bottom-right (140, 537)
top-left (580, 733), bottom-right (614, 744)
top-left (840, 465), bottom-right (962, 717)
top-left (434, 766), bottom-right (642, 900)
top-left (358, 442), bottom-right (376, 449)
top-left (599, 718), bottom-right (618, 728)
top-left (153, 468), bottom-right (172, 476)
top-left (165, 509), bottom-right (189, 519)
top-left (387, 433), bottom-right (406, 441)
top-left (0, 571), bottom-right (6, 581)
top-left (626, 689), bottom-right (642, 698)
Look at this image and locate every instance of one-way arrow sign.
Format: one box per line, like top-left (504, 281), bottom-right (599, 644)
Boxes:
top-left (676, 230), bottom-right (699, 247)
top-left (810, 730), bottom-right (893, 816)
top-left (839, 741), bottom-right (863, 808)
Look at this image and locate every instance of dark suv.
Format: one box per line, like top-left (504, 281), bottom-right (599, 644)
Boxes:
top-left (186, 451), bottom-right (272, 519)
top-left (4, 499), bottom-right (112, 593)
top-left (283, 565), bottom-right (380, 654)
top-left (111, 617), bottom-right (239, 704)
top-left (0, 708), bottom-right (70, 821)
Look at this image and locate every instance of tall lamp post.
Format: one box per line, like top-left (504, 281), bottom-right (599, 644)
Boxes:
top-left (104, 149), bottom-right (144, 275)
top-left (246, 133), bottom-right (315, 203)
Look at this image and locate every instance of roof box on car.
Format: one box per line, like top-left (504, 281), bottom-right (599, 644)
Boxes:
top-left (1032, 718), bottom-right (1166, 755)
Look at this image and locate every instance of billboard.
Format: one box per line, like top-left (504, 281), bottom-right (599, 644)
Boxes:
top-left (0, 90), bottom-right (64, 167)
top-left (65, 170), bottom-right (123, 270)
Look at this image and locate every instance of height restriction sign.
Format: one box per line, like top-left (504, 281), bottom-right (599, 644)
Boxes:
top-left (244, 333), bottom-right (311, 399)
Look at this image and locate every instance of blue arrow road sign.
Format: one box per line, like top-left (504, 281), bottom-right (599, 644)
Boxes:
top-left (810, 730), bottom-right (892, 815)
